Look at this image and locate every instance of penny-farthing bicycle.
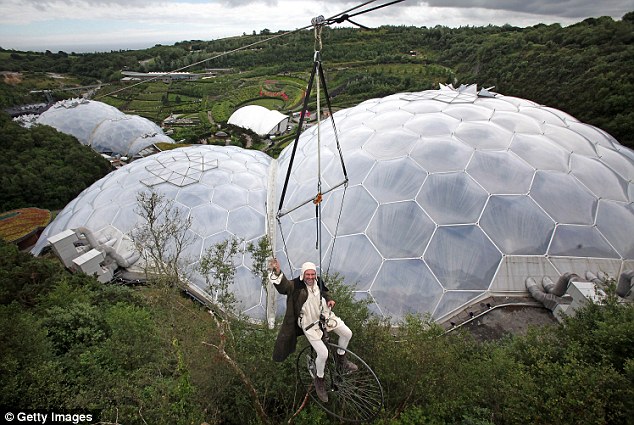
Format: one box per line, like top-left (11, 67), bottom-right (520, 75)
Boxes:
top-left (296, 315), bottom-right (384, 423)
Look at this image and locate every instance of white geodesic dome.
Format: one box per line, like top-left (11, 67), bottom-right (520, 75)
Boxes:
top-left (274, 85), bottom-right (634, 322)
top-left (90, 115), bottom-right (173, 157)
top-left (37, 98), bottom-right (125, 144)
top-left (33, 145), bottom-right (272, 319)
top-left (33, 86), bottom-right (634, 324)
top-left (35, 99), bottom-right (175, 157)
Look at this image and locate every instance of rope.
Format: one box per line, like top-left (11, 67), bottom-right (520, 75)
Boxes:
top-left (277, 8), bottom-right (362, 285)
top-left (276, 216), bottom-right (293, 275)
top-left (325, 182), bottom-right (348, 278)
top-left (277, 61), bottom-right (318, 212)
top-left (313, 17), bottom-right (326, 308)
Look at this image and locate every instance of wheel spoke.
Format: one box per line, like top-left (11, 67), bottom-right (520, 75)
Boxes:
top-left (297, 343), bottom-right (383, 423)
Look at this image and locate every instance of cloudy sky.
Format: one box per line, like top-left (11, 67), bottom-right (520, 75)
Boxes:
top-left (0, 0), bottom-right (631, 53)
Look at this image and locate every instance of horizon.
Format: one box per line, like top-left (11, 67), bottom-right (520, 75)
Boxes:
top-left (0, 0), bottom-right (631, 54)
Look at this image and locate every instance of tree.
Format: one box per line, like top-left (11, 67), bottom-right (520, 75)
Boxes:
top-left (131, 189), bottom-right (193, 288)
top-left (0, 114), bottom-right (111, 211)
top-left (197, 237), bottom-right (272, 425)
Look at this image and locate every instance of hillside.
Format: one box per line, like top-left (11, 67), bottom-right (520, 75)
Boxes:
top-left (2, 12), bottom-right (633, 149)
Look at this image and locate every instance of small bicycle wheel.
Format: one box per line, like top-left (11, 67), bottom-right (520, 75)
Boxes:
top-left (296, 343), bottom-right (384, 423)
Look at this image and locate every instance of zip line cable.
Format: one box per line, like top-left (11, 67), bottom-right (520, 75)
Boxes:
top-left (96, 28), bottom-right (309, 100)
top-left (94, 0), bottom-right (407, 278)
top-left (326, 0), bottom-right (406, 25)
top-left (96, 0), bottom-right (405, 100)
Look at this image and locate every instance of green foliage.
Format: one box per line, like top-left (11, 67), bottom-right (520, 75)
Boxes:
top-left (246, 236), bottom-right (273, 289)
top-left (197, 237), bottom-right (243, 310)
top-left (0, 239), bottom-right (208, 423)
top-left (1, 237), bottom-right (633, 423)
top-left (0, 113), bottom-right (111, 211)
top-left (43, 302), bottom-right (107, 354)
top-left (433, 17), bottom-right (634, 147)
top-left (0, 239), bottom-right (64, 306)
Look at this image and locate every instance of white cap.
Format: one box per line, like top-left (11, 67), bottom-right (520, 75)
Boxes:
top-left (300, 262), bottom-right (317, 281)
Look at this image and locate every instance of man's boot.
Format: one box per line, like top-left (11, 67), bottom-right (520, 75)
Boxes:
top-left (314, 376), bottom-right (328, 402)
top-left (336, 353), bottom-right (358, 373)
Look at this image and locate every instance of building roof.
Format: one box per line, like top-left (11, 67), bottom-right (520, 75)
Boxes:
top-left (228, 105), bottom-right (288, 136)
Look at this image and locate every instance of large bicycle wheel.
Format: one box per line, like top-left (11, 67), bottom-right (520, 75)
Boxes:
top-left (296, 342), bottom-right (384, 423)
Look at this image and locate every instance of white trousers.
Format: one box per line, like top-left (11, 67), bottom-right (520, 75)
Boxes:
top-left (306, 322), bottom-right (353, 378)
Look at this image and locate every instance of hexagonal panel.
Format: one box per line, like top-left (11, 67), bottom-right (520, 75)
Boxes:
top-left (410, 136), bottom-right (473, 173)
top-left (181, 230), bottom-right (203, 265)
top-left (325, 148), bottom-right (375, 186)
top-left (543, 124), bottom-right (597, 156)
top-left (326, 234), bottom-right (382, 290)
top-left (371, 259), bottom-right (443, 320)
top-left (364, 157), bottom-right (426, 203)
top-left (467, 150), bottom-right (534, 194)
top-left (475, 97), bottom-right (518, 112)
top-left (322, 185), bottom-right (377, 236)
top-left (111, 206), bottom-right (142, 232)
top-left (362, 128), bottom-right (420, 160)
top-left (176, 183), bottom-right (213, 208)
top-left (417, 172), bottom-right (488, 225)
top-left (570, 154), bottom-right (628, 202)
top-left (199, 168), bottom-right (232, 188)
top-left (227, 206), bottom-right (265, 241)
top-left (530, 171), bottom-right (597, 225)
top-left (201, 231), bottom-right (235, 254)
top-left (84, 204), bottom-right (121, 232)
top-left (595, 200), bottom-right (634, 259)
top-left (404, 113), bottom-right (459, 137)
top-left (424, 225), bottom-right (502, 290)
top-left (92, 184), bottom-right (125, 208)
top-left (282, 181), bottom-right (319, 223)
top-left (364, 109), bottom-right (413, 131)
top-left (213, 184), bottom-right (249, 211)
top-left (433, 291), bottom-right (485, 321)
top-left (567, 121), bottom-right (619, 150)
top-left (337, 125), bottom-right (375, 152)
top-left (490, 110), bottom-right (543, 134)
top-left (367, 201), bottom-right (434, 259)
top-left (293, 149), bottom-right (336, 184)
top-left (283, 219), bottom-right (333, 272)
top-left (189, 204), bottom-right (228, 237)
top-left (519, 105), bottom-right (567, 127)
top-left (66, 205), bottom-right (97, 230)
top-left (454, 121), bottom-right (513, 150)
top-left (509, 133), bottom-right (570, 172)
top-left (549, 225), bottom-right (619, 258)
top-left (231, 266), bottom-right (265, 319)
top-left (480, 195), bottom-right (554, 255)
top-left (596, 145), bottom-right (634, 182)
top-left (233, 171), bottom-right (265, 190)
top-left (336, 110), bottom-right (377, 130)
top-left (247, 189), bottom-right (267, 214)
top-left (442, 104), bottom-right (492, 121)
